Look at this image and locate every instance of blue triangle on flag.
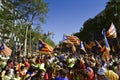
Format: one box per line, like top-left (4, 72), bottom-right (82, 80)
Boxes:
top-left (63, 34), bottom-right (67, 41)
top-left (0, 43), bottom-right (4, 50)
top-left (38, 40), bottom-right (45, 50)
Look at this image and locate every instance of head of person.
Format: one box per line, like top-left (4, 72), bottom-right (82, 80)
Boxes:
top-left (117, 63), bottom-right (120, 70)
top-left (97, 67), bottom-right (107, 80)
top-left (14, 70), bottom-right (20, 77)
top-left (59, 69), bottom-right (68, 78)
top-left (36, 69), bottom-right (46, 79)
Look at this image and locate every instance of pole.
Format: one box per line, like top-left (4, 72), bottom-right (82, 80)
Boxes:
top-left (116, 37), bottom-right (120, 59)
top-left (24, 25), bottom-right (28, 56)
top-left (60, 44), bottom-right (62, 54)
top-left (30, 26), bottom-right (31, 54)
top-left (116, 37), bottom-right (120, 48)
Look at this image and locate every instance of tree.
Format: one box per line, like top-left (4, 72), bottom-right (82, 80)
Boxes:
top-left (105, 0), bottom-right (120, 30)
top-left (74, 0), bottom-right (120, 42)
top-left (13, 0), bottom-right (48, 24)
top-left (0, 0), bottom-right (55, 55)
top-left (13, 0), bottom-right (48, 55)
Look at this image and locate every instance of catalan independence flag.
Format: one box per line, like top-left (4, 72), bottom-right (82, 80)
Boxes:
top-left (38, 39), bottom-right (53, 56)
top-left (106, 23), bottom-right (117, 38)
top-left (0, 43), bottom-right (12, 56)
top-left (102, 28), bottom-right (111, 51)
top-left (64, 34), bottom-right (80, 45)
top-left (102, 29), bottom-right (111, 61)
top-left (95, 40), bottom-right (102, 49)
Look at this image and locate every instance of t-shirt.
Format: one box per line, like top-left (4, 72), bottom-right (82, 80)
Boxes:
top-left (60, 77), bottom-right (69, 80)
top-left (105, 70), bottom-right (119, 80)
top-left (55, 77), bottom-right (69, 80)
top-left (1, 61), bottom-right (6, 69)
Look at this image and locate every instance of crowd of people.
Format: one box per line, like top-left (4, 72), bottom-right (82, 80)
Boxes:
top-left (0, 49), bottom-right (120, 80)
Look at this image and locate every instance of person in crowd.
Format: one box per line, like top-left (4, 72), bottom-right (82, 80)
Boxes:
top-left (115, 63), bottom-right (120, 80)
top-left (20, 66), bottom-right (27, 80)
top-left (97, 67), bottom-right (108, 80)
top-left (1, 40), bottom-right (120, 80)
top-left (13, 70), bottom-right (21, 80)
top-left (54, 68), bottom-right (69, 80)
top-left (31, 69), bottom-right (47, 80)
top-left (105, 65), bottom-right (119, 80)
top-left (3, 69), bottom-right (11, 80)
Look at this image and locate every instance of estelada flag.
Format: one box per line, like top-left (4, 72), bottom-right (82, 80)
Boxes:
top-left (102, 29), bottom-right (111, 51)
top-left (106, 23), bottom-right (117, 38)
top-left (63, 39), bottom-right (73, 46)
top-left (0, 43), bottom-right (12, 56)
top-left (38, 39), bottom-right (53, 56)
top-left (95, 40), bottom-right (102, 49)
top-left (102, 29), bottom-right (111, 61)
top-left (80, 41), bottom-right (86, 53)
top-left (64, 34), bottom-right (80, 45)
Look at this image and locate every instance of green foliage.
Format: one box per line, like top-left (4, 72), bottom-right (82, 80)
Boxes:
top-left (0, 0), bottom-right (55, 50)
top-left (13, 0), bottom-right (48, 24)
top-left (74, 0), bottom-right (120, 42)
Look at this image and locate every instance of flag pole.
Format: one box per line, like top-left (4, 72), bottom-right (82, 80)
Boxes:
top-left (116, 37), bottom-right (120, 59)
top-left (116, 37), bottom-right (120, 48)
top-left (102, 28), bottom-right (111, 79)
top-left (60, 44), bottom-right (62, 54)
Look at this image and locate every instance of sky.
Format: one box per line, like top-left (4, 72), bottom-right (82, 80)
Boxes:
top-left (41, 0), bottom-right (109, 45)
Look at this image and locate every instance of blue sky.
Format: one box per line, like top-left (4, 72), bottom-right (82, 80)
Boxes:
top-left (41, 0), bottom-right (109, 45)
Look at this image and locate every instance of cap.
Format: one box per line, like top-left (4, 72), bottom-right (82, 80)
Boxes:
top-left (97, 67), bottom-right (107, 75)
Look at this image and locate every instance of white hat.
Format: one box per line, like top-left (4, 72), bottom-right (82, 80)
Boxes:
top-left (97, 67), bottom-right (107, 75)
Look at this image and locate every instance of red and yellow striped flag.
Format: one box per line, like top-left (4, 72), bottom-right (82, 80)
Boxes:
top-left (65, 35), bottom-right (80, 45)
top-left (106, 23), bottom-right (117, 38)
top-left (0, 43), bottom-right (12, 56)
top-left (38, 39), bottom-right (53, 56)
